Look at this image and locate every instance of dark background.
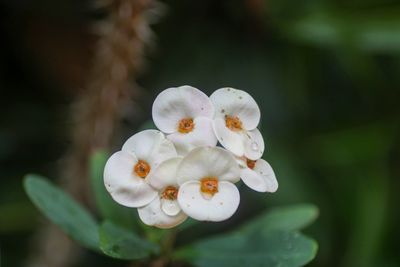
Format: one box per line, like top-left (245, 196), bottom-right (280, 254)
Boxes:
top-left (1, 0), bottom-right (399, 266)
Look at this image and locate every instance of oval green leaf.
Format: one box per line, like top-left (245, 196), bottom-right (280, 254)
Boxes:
top-left (175, 231), bottom-right (317, 267)
top-left (23, 174), bottom-right (99, 250)
top-left (242, 204), bottom-right (319, 234)
top-left (99, 221), bottom-right (160, 260)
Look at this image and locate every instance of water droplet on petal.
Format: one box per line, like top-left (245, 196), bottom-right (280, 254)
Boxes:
top-left (251, 142), bottom-right (259, 151)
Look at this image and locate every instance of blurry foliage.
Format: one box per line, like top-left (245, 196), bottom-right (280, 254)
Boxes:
top-left (99, 220), bottom-right (160, 260)
top-left (23, 158), bottom-right (318, 266)
top-left (1, 0), bottom-right (400, 266)
top-left (24, 175), bottom-right (100, 251)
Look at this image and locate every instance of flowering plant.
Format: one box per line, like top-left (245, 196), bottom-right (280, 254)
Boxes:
top-left (104, 86), bottom-right (278, 228)
top-left (23, 86), bottom-right (318, 266)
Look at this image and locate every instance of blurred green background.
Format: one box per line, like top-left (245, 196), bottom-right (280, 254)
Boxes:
top-left (1, 0), bottom-right (399, 266)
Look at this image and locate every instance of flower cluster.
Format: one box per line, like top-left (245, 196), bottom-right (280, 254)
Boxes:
top-left (104, 86), bottom-right (278, 228)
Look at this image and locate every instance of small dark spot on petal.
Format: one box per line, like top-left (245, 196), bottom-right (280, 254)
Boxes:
top-left (219, 202), bottom-right (223, 205)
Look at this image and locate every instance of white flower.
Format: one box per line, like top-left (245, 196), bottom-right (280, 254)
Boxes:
top-left (237, 157), bottom-right (278, 193)
top-left (104, 85), bottom-right (278, 228)
top-left (152, 85), bottom-right (217, 155)
top-left (210, 87), bottom-right (264, 160)
top-left (177, 147), bottom-right (240, 222)
top-left (138, 157), bottom-right (187, 228)
top-left (104, 130), bottom-right (177, 208)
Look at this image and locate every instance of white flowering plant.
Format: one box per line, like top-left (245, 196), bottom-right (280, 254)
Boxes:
top-left (23, 86), bottom-right (318, 266)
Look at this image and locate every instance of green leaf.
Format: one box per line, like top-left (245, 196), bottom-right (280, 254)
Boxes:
top-left (176, 231), bottom-right (317, 267)
top-left (175, 204), bottom-right (319, 267)
top-left (241, 204), bottom-right (319, 234)
top-left (90, 150), bottom-right (138, 229)
top-left (99, 221), bottom-right (160, 260)
top-left (23, 174), bottom-right (99, 250)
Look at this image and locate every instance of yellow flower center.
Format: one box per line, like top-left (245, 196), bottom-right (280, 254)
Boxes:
top-left (200, 177), bottom-right (219, 196)
top-left (178, 118), bottom-right (195, 133)
top-left (225, 115), bottom-right (243, 131)
top-left (134, 160), bottom-right (151, 178)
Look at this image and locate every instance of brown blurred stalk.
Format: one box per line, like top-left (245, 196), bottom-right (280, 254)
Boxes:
top-left (27, 0), bottom-right (158, 266)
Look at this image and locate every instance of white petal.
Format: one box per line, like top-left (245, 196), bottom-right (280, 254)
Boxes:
top-left (210, 87), bottom-right (260, 130)
top-left (152, 86), bottom-right (215, 133)
top-left (122, 129), bottom-right (177, 169)
top-left (254, 159), bottom-right (278, 192)
top-left (177, 147), bottom-right (240, 185)
top-left (138, 197), bottom-right (187, 229)
top-left (177, 181), bottom-right (240, 222)
top-left (104, 151), bottom-right (158, 207)
top-left (147, 137), bottom-right (177, 168)
top-left (243, 128), bottom-right (265, 160)
top-left (167, 117), bottom-right (217, 156)
top-left (213, 117), bottom-right (245, 157)
top-left (240, 159), bottom-right (278, 192)
top-left (147, 157), bottom-right (182, 191)
top-left (161, 199), bottom-right (181, 216)
top-left (235, 156), bottom-right (248, 169)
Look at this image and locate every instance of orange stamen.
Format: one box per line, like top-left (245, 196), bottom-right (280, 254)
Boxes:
top-left (134, 160), bottom-right (151, 178)
top-left (246, 158), bottom-right (257, 170)
top-left (161, 186), bottom-right (179, 200)
top-left (225, 115), bottom-right (243, 131)
top-left (178, 118), bottom-right (195, 133)
top-left (200, 177), bottom-right (219, 196)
